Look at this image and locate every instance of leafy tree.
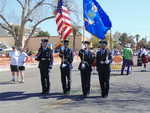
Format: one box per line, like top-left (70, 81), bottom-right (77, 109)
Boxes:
top-left (36, 31), bottom-right (50, 37)
top-left (135, 34), bottom-right (140, 43)
top-left (113, 32), bottom-right (121, 42)
top-left (118, 33), bottom-right (135, 47)
top-left (119, 33), bottom-right (129, 46)
top-left (90, 36), bottom-right (99, 48)
top-left (147, 41), bottom-right (150, 49)
top-left (137, 38), bottom-right (147, 48)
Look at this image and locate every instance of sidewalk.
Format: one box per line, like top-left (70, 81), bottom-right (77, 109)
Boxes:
top-left (0, 55), bottom-right (80, 72)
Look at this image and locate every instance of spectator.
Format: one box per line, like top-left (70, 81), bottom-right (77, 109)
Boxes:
top-left (137, 48), bottom-right (143, 66)
top-left (8, 46), bottom-right (19, 82)
top-left (121, 44), bottom-right (133, 75)
top-left (18, 48), bottom-right (28, 83)
top-left (112, 48), bottom-right (120, 56)
top-left (139, 46), bottom-right (148, 71)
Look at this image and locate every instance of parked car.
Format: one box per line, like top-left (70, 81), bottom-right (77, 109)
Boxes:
top-left (0, 42), bottom-right (12, 56)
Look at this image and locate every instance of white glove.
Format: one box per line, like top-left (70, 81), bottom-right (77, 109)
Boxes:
top-left (48, 68), bottom-right (51, 72)
top-left (62, 63), bottom-right (67, 68)
top-left (81, 63), bottom-right (86, 68)
top-left (105, 60), bottom-right (110, 64)
top-left (100, 61), bottom-right (104, 64)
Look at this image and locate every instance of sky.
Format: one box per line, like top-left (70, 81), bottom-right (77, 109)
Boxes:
top-left (41, 0), bottom-right (150, 40)
top-left (1, 0), bottom-right (150, 40)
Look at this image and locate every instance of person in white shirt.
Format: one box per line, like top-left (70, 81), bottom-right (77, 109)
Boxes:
top-left (139, 46), bottom-right (148, 71)
top-left (18, 49), bottom-right (28, 83)
top-left (9, 46), bottom-right (19, 82)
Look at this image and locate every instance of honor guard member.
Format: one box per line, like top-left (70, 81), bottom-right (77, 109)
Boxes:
top-left (78, 41), bottom-right (94, 97)
top-left (59, 40), bottom-right (73, 95)
top-left (36, 39), bottom-right (53, 94)
top-left (96, 40), bottom-right (112, 98)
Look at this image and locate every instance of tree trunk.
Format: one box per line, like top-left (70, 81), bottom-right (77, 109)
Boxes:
top-left (23, 37), bottom-right (30, 49)
top-left (18, 22), bottom-right (25, 49)
top-left (14, 32), bottom-right (24, 49)
top-left (14, 38), bottom-right (20, 48)
top-left (13, 36), bottom-right (23, 49)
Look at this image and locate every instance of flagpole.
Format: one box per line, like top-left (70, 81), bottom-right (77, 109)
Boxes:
top-left (72, 26), bottom-right (76, 52)
top-left (109, 29), bottom-right (112, 50)
top-left (82, 27), bottom-right (85, 42)
top-left (82, 0), bottom-right (85, 42)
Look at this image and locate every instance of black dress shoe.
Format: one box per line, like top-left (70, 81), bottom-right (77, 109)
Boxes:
top-left (83, 92), bottom-right (89, 97)
top-left (63, 91), bottom-right (70, 95)
top-left (102, 94), bottom-right (108, 98)
top-left (67, 91), bottom-right (70, 95)
top-left (45, 90), bottom-right (49, 94)
top-left (83, 94), bottom-right (88, 97)
top-left (41, 91), bottom-right (46, 94)
top-left (63, 91), bottom-right (67, 95)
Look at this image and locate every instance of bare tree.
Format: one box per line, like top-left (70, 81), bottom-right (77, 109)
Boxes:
top-left (0, 0), bottom-right (55, 48)
top-left (72, 24), bottom-right (82, 51)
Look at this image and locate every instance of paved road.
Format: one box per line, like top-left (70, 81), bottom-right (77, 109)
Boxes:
top-left (0, 63), bottom-right (150, 113)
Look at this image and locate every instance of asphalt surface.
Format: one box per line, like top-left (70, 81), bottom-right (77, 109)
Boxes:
top-left (0, 63), bottom-right (150, 113)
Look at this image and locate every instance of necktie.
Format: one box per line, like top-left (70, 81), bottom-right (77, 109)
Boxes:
top-left (101, 49), bottom-right (105, 55)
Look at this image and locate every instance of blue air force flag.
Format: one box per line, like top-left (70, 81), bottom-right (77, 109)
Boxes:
top-left (83, 0), bottom-right (112, 39)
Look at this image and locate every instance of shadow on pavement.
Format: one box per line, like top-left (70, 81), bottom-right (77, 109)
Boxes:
top-left (0, 91), bottom-right (84, 101)
top-left (133, 70), bottom-right (150, 72)
top-left (55, 86), bottom-right (150, 112)
top-left (0, 81), bottom-right (16, 85)
top-left (39, 92), bottom-right (86, 101)
top-left (0, 91), bottom-right (100, 102)
top-left (0, 92), bottom-right (42, 101)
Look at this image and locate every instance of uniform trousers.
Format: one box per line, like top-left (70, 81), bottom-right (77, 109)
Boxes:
top-left (40, 67), bottom-right (50, 93)
top-left (97, 66), bottom-right (110, 97)
top-left (80, 69), bottom-right (91, 96)
top-left (60, 67), bottom-right (71, 94)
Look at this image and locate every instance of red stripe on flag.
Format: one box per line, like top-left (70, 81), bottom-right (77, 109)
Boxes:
top-left (55, 0), bottom-right (72, 40)
top-left (62, 27), bottom-right (72, 40)
top-left (62, 15), bottom-right (71, 21)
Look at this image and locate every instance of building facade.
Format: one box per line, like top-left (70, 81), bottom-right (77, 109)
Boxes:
top-left (0, 35), bottom-right (82, 51)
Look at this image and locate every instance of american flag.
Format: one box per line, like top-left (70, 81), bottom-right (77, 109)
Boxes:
top-left (56, 0), bottom-right (72, 40)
